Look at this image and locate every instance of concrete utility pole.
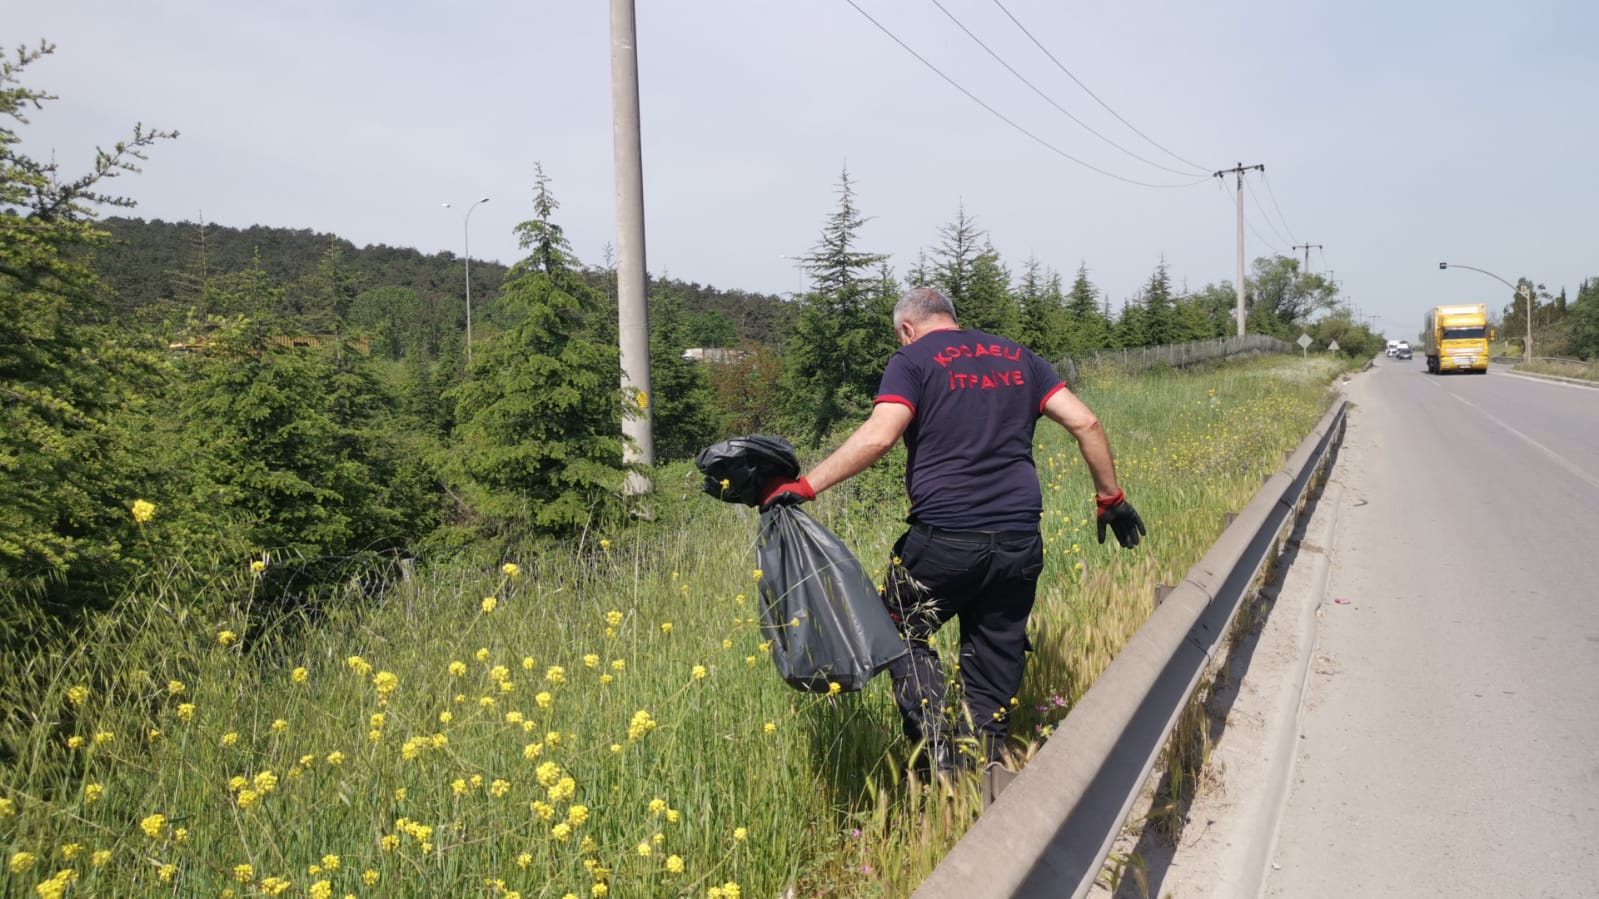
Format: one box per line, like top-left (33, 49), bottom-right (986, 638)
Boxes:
top-left (610, 0), bottom-right (654, 493)
top-left (1292, 243), bottom-right (1323, 275)
top-left (1216, 162), bottom-right (1265, 336)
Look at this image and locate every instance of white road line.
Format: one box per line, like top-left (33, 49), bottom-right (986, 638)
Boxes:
top-left (1442, 387), bottom-right (1599, 493)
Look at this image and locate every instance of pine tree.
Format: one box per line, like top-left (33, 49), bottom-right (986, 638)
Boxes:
top-left (442, 165), bottom-right (625, 535)
top-left (963, 240), bottom-right (1021, 337)
top-left (1017, 255), bottom-right (1068, 358)
top-left (780, 169), bottom-right (890, 443)
top-left (930, 203), bottom-right (982, 313)
top-left (0, 42), bottom-right (176, 605)
top-left (648, 285), bottom-right (724, 462)
top-left (1063, 263), bottom-right (1110, 355)
top-left (1141, 259), bottom-right (1176, 346)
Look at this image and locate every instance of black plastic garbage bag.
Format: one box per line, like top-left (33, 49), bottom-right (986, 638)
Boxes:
top-left (755, 505), bottom-right (908, 693)
top-left (696, 435), bottom-right (907, 692)
top-left (694, 435), bottom-right (799, 507)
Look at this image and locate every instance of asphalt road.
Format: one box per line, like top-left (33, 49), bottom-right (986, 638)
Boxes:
top-left (1262, 358), bottom-right (1599, 897)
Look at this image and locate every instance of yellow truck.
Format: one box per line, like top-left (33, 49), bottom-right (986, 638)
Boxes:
top-left (1423, 304), bottom-right (1490, 374)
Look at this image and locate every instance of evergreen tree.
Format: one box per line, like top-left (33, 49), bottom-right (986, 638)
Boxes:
top-left (0, 42), bottom-right (175, 607)
top-left (1140, 259), bottom-right (1176, 346)
top-left (930, 203), bottom-right (982, 313)
top-left (781, 169), bottom-right (890, 443)
top-left (1017, 255), bottom-right (1068, 358)
top-left (1114, 298), bottom-right (1148, 348)
top-left (1062, 263), bottom-right (1110, 355)
top-left (442, 165), bottom-right (625, 535)
top-left (648, 285), bottom-right (724, 462)
top-left (963, 240), bottom-right (1021, 337)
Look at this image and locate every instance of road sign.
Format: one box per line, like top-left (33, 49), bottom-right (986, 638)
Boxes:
top-left (1298, 333), bottom-right (1312, 357)
top-left (1328, 340), bottom-right (1340, 352)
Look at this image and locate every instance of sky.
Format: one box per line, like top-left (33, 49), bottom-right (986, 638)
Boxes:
top-left (9, 0), bottom-right (1596, 339)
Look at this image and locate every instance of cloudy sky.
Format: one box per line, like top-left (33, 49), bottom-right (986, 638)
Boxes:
top-left (10, 0), bottom-right (1595, 338)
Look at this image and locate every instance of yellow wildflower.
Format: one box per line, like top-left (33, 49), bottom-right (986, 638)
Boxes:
top-left (763, 722), bottom-right (777, 734)
top-left (567, 804), bottom-right (589, 826)
top-left (310, 881), bottom-right (333, 899)
top-left (372, 671), bottom-right (398, 695)
top-left (236, 789), bottom-right (259, 810)
top-left (58, 844), bottom-right (82, 861)
top-left (636, 842), bottom-right (652, 857)
top-left (545, 665), bottom-right (566, 686)
top-left (599, 539), bottom-right (611, 551)
top-left (369, 712), bottom-right (385, 729)
top-left (9, 852), bottom-right (36, 873)
top-left (592, 885), bottom-right (609, 898)
top-left (502, 562), bottom-right (521, 578)
top-left (666, 854), bottom-right (685, 874)
top-left (176, 703), bottom-right (195, 722)
top-left (346, 656), bottom-right (371, 676)
top-left (291, 666), bottom-right (308, 684)
top-left (140, 813), bottom-right (166, 839)
top-left (481, 596), bottom-right (498, 614)
top-left (451, 778), bottom-right (467, 796)
top-left (66, 735), bottom-right (84, 749)
top-left (660, 622), bottom-right (673, 635)
top-left (363, 869), bottom-right (379, 885)
top-left (131, 499), bottom-right (156, 523)
top-left (583, 653), bottom-right (599, 669)
top-left (827, 681), bottom-right (842, 696)
top-left (158, 863), bottom-right (178, 883)
top-left (271, 718), bottom-right (288, 733)
top-left (517, 852), bottom-right (533, 868)
top-left (475, 647), bottom-right (490, 662)
top-left (611, 659), bottom-right (625, 672)
top-left (174, 827), bottom-right (189, 843)
top-left (166, 679), bottom-right (185, 694)
top-left (491, 779), bottom-right (510, 798)
top-left (551, 822), bottom-right (572, 842)
top-left (217, 630), bottom-right (238, 646)
top-left (84, 783), bottom-right (104, 803)
top-left (536, 691), bottom-right (553, 709)
top-left (251, 559), bottom-right (267, 574)
top-left (752, 569), bottom-right (763, 581)
top-left (648, 797), bottom-right (667, 815)
top-left (692, 664), bottom-right (707, 680)
top-left (531, 800), bottom-right (554, 820)
top-left (666, 808), bottom-right (681, 824)
top-left (91, 850), bottom-right (111, 867)
top-left (522, 656), bottom-right (536, 670)
top-left (448, 660), bottom-right (467, 677)
top-left (734, 826), bottom-right (748, 841)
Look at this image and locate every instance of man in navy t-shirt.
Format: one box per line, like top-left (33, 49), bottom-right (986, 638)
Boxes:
top-left (761, 287), bottom-right (1145, 780)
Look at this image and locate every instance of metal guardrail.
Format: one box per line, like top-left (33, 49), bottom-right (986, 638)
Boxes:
top-left (914, 398), bottom-right (1348, 899)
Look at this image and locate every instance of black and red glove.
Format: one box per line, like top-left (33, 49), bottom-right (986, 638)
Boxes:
top-left (760, 476), bottom-right (815, 511)
top-left (1096, 489), bottom-right (1146, 548)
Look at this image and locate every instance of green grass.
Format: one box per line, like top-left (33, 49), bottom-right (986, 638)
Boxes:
top-left (0, 354), bottom-right (1349, 899)
top-left (1515, 357), bottom-right (1599, 382)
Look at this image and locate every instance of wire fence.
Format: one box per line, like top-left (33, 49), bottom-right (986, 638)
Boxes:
top-left (1051, 334), bottom-right (1295, 386)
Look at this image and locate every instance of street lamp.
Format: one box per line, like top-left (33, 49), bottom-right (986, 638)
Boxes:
top-left (443, 197), bottom-right (491, 368)
top-left (1439, 261), bottom-right (1532, 363)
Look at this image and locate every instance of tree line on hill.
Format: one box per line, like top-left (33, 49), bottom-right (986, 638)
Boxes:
top-left (6, 41), bottom-right (1415, 640)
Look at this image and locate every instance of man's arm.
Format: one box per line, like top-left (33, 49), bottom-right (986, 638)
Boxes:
top-left (804, 401), bottom-right (914, 494)
top-left (1041, 387), bottom-right (1121, 499)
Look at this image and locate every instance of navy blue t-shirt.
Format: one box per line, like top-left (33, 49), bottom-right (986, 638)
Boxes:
top-left (875, 328), bottom-right (1065, 531)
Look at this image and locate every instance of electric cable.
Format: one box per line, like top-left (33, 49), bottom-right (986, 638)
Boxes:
top-left (926, 0), bottom-right (1199, 178)
top-left (841, 0), bottom-right (1212, 190)
top-left (989, 0), bottom-right (1211, 175)
top-left (1259, 170), bottom-right (1298, 246)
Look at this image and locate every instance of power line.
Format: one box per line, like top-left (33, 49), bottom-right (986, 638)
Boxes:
top-left (925, 0), bottom-right (1199, 178)
top-left (1216, 176), bottom-right (1283, 257)
top-left (1246, 177), bottom-right (1292, 250)
top-left (841, 0), bottom-right (1212, 190)
top-left (989, 0), bottom-right (1210, 175)
top-left (1259, 171), bottom-right (1298, 246)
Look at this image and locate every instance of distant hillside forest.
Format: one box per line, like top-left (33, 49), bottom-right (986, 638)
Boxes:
top-left (93, 216), bottom-right (795, 352)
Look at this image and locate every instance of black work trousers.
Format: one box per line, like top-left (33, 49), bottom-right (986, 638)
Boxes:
top-left (883, 523), bottom-right (1044, 766)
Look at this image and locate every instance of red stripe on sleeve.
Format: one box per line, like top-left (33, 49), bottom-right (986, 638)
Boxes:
top-left (1037, 382), bottom-right (1067, 414)
top-left (874, 395), bottom-right (916, 414)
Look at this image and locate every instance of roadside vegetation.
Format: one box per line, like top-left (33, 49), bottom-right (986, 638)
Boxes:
top-left (6, 38), bottom-right (1388, 897)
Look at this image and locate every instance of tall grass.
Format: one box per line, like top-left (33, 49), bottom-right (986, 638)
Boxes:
top-left (0, 355), bottom-right (1346, 898)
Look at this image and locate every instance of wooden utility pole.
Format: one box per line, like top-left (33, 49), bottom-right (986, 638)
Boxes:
top-left (1215, 163), bottom-right (1264, 336)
